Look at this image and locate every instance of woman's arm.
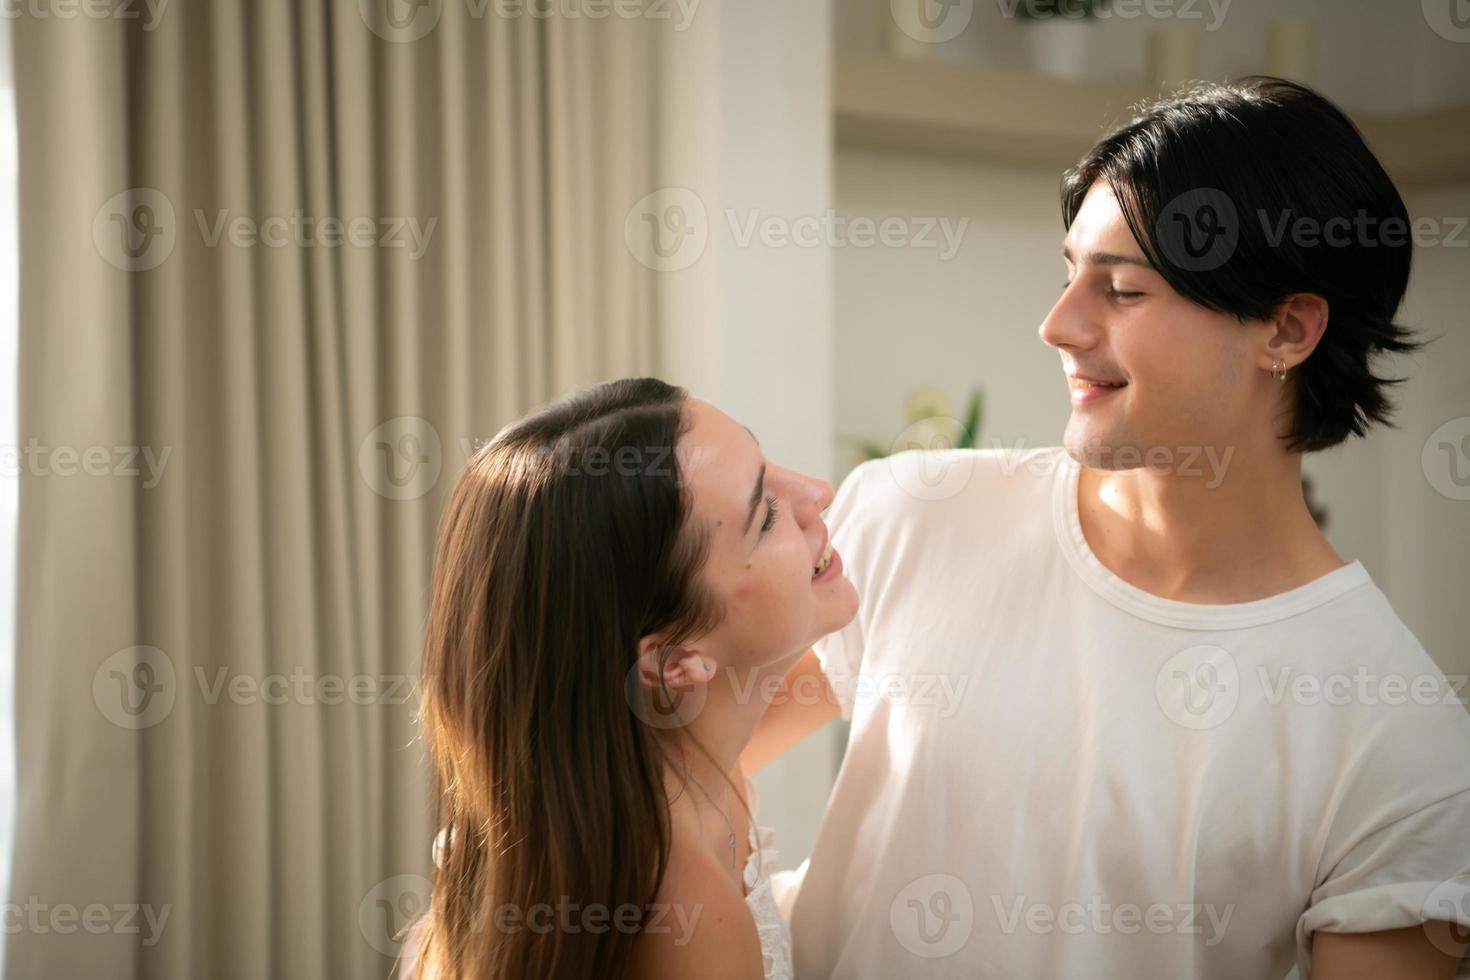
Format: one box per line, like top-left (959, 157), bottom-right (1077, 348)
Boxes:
top-left (739, 649), bottom-right (842, 773)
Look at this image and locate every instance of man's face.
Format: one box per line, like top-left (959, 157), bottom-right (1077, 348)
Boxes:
top-left (1039, 181), bottom-right (1264, 470)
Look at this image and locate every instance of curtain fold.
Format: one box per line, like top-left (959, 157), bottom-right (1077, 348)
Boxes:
top-left (8, 2), bottom-right (672, 975)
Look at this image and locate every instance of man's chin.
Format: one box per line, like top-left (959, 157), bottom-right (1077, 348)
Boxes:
top-left (1064, 426), bottom-right (1147, 472)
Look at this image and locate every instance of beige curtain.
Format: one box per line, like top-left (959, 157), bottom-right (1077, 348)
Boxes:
top-left (7, 1), bottom-right (672, 976)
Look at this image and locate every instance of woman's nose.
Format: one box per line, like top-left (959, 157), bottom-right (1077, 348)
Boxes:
top-left (771, 465), bottom-right (833, 521)
top-left (811, 476), bottom-right (835, 514)
top-left (796, 473), bottom-right (834, 523)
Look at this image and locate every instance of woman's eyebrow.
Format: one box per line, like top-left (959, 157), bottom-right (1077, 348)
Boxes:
top-left (744, 463), bottom-right (766, 535)
top-left (742, 425), bottom-right (764, 535)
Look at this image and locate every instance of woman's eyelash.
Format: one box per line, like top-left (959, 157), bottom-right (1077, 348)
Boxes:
top-left (760, 495), bottom-right (779, 533)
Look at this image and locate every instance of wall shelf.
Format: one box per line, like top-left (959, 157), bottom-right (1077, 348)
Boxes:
top-left (834, 50), bottom-right (1470, 187)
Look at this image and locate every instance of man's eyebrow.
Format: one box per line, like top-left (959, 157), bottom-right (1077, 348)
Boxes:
top-left (1061, 245), bottom-right (1154, 269)
top-left (744, 463), bottom-right (766, 535)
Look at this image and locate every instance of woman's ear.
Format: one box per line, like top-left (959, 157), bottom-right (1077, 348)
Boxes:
top-left (635, 635), bottom-right (716, 691)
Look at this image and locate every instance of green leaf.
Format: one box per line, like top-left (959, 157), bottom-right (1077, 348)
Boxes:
top-left (839, 434), bottom-right (890, 460)
top-left (957, 387), bottom-right (984, 450)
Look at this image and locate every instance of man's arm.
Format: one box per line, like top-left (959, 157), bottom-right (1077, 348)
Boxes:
top-left (739, 649), bottom-right (841, 773)
top-left (1312, 922), bottom-right (1469, 979)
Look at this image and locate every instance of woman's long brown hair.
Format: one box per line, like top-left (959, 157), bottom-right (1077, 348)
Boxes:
top-left (412, 378), bottom-right (724, 978)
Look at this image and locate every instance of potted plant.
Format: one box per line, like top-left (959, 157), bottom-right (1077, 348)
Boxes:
top-left (846, 385), bottom-right (985, 464)
top-left (1012, 0), bottom-right (1112, 80)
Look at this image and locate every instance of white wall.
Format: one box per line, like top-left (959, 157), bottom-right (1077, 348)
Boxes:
top-left (833, 144), bottom-right (1470, 686)
top-left (834, 152), bottom-right (1069, 471)
top-left (655, 0), bottom-right (839, 868)
top-left (836, 0), bottom-right (1470, 115)
top-left (1381, 182), bottom-right (1470, 679)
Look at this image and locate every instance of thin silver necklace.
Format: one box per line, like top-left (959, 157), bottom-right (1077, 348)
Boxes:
top-left (687, 774), bottom-right (740, 872)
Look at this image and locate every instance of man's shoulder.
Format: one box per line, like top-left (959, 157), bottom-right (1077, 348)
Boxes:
top-left (1267, 580), bottom-right (1470, 753)
top-left (840, 445), bottom-right (1068, 517)
top-left (825, 446), bottom-right (1066, 577)
top-left (1288, 577), bottom-right (1438, 674)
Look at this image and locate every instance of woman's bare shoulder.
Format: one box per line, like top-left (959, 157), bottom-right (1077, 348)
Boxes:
top-left (626, 823), bottom-right (764, 980)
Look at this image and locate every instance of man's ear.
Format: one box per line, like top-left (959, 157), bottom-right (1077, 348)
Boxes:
top-left (635, 635), bottom-right (716, 691)
top-left (1262, 292), bottom-right (1330, 372)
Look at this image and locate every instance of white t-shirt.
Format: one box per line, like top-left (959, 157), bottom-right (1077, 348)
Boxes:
top-left (794, 446), bottom-right (1470, 979)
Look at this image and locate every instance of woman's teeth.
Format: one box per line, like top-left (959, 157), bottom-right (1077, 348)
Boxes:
top-left (812, 540), bottom-right (833, 579)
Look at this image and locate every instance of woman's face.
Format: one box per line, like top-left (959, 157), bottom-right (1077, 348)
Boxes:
top-left (677, 397), bottom-right (859, 675)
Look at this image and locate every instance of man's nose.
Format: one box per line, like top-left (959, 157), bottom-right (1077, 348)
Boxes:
top-left (1039, 280), bottom-right (1101, 353)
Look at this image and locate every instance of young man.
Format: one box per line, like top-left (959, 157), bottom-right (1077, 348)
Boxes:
top-left (747, 78), bottom-right (1470, 978)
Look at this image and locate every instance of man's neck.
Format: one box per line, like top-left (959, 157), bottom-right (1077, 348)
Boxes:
top-left (1076, 441), bottom-right (1347, 604)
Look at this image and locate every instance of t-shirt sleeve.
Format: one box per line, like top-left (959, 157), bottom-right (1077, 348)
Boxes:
top-left (811, 459), bottom-right (879, 722)
top-left (1294, 671), bottom-right (1470, 976)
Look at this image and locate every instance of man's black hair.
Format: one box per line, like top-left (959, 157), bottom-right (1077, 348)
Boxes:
top-left (1062, 76), bottom-right (1423, 452)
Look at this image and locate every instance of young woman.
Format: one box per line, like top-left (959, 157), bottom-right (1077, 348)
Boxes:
top-left (402, 377), bottom-right (858, 979)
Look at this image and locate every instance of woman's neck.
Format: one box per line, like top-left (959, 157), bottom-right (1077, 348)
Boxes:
top-left (655, 655), bottom-right (795, 870)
